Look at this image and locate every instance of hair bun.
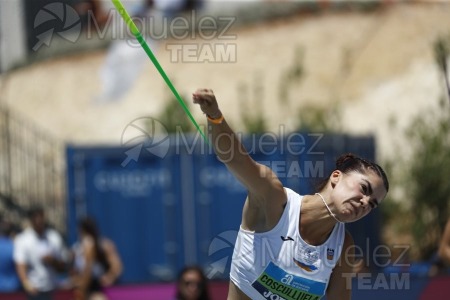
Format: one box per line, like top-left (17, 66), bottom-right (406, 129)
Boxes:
top-left (336, 153), bottom-right (357, 169)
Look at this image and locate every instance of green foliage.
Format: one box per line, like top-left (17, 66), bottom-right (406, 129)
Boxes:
top-left (405, 97), bottom-right (450, 259)
top-left (434, 37), bottom-right (450, 73)
top-left (239, 72), bottom-right (268, 133)
top-left (157, 91), bottom-right (193, 133)
top-left (382, 35), bottom-right (450, 260)
top-left (295, 104), bottom-right (342, 132)
top-left (277, 45), bottom-right (342, 132)
top-left (278, 46), bottom-right (305, 105)
top-left (434, 36), bottom-right (450, 105)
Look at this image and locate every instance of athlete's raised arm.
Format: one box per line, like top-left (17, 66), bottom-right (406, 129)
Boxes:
top-left (193, 88), bottom-right (286, 231)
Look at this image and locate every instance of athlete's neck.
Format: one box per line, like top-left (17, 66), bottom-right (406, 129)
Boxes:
top-left (299, 195), bottom-right (338, 246)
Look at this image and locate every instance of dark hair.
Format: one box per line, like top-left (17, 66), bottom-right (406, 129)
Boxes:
top-left (78, 217), bottom-right (110, 272)
top-left (316, 153), bottom-right (389, 193)
top-left (0, 214), bottom-right (8, 236)
top-left (176, 266), bottom-right (210, 300)
top-left (27, 205), bottom-right (44, 219)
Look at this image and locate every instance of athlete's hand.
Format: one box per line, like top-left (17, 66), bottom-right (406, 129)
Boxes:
top-left (192, 88), bottom-right (222, 119)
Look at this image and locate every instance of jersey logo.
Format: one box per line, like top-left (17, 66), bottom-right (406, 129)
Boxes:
top-left (280, 236), bottom-right (294, 242)
top-left (327, 248), bottom-right (335, 260)
top-left (294, 246), bottom-right (319, 272)
top-left (293, 258), bottom-right (318, 272)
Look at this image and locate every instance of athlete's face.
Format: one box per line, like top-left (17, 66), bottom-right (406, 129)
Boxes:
top-left (330, 170), bottom-right (387, 223)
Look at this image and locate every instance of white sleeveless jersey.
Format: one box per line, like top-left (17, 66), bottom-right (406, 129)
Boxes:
top-left (230, 188), bottom-right (346, 300)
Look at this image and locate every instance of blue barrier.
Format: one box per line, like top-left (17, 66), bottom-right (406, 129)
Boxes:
top-left (66, 146), bottom-right (184, 282)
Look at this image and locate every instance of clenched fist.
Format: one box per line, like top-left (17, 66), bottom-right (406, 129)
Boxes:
top-left (192, 88), bottom-right (222, 119)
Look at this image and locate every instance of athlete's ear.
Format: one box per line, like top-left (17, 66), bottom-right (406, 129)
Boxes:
top-left (330, 170), bottom-right (341, 188)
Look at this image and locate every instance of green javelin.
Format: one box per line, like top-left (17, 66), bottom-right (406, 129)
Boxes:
top-left (111, 0), bottom-right (209, 144)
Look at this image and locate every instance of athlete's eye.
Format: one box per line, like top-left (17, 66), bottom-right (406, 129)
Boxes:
top-left (361, 184), bottom-right (368, 195)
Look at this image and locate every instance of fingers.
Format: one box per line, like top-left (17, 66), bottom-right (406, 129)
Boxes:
top-left (192, 88), bottom-right (220, 118)
top-left (192, 88), bottom-right (214, 104)
top-left (195, 88), bottom-right (213, 93)
top-left (192, 93), bottom-right (200, 104)
top-left (193, 88), bottom-right (214, 97)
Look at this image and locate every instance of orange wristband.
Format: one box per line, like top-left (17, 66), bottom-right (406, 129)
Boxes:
top-left (207, 114), bottom-right (224, 124)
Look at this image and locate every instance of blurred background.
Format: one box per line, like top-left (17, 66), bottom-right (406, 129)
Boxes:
top-left (1, 0), bottom-right (450, 299)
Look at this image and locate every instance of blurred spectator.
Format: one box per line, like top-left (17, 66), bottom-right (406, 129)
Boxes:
top-left (94, 0), bottom-right (154, 103)
top-left (95, 0), bottom-right (198, 103)
top-left (429, 218), bottom-right (450, 276)
top-left (438, 218), bottom-right (450, 265)
top-left (71, 217), bottom-right (122, 300)
top-left (0, 214), bottom-right (20, 292)
top-left (75, 0), bottom-right (110, 29)
top-left (13, 206), bottom-right (68, 300)
top-left (175, 266), bottom-right (211, 300)
top-left (154, 0), bottom-right (197, 16)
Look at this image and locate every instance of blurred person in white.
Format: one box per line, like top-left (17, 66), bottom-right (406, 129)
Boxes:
top-left (94, 0), bottom-right (196, 103)
top-left (94, 0), bottom-right (153, 103)
top-left (13, 206), bottom-right (68, 300)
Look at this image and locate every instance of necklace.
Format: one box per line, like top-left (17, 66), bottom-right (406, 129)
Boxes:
top-left (315, 193), bottom-right (343, 223)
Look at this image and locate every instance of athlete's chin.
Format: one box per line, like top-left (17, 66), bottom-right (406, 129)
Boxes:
top-left (342, 216), bottom-right (363, 223)
top-left (339, 210), bottom-right (364, 223)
